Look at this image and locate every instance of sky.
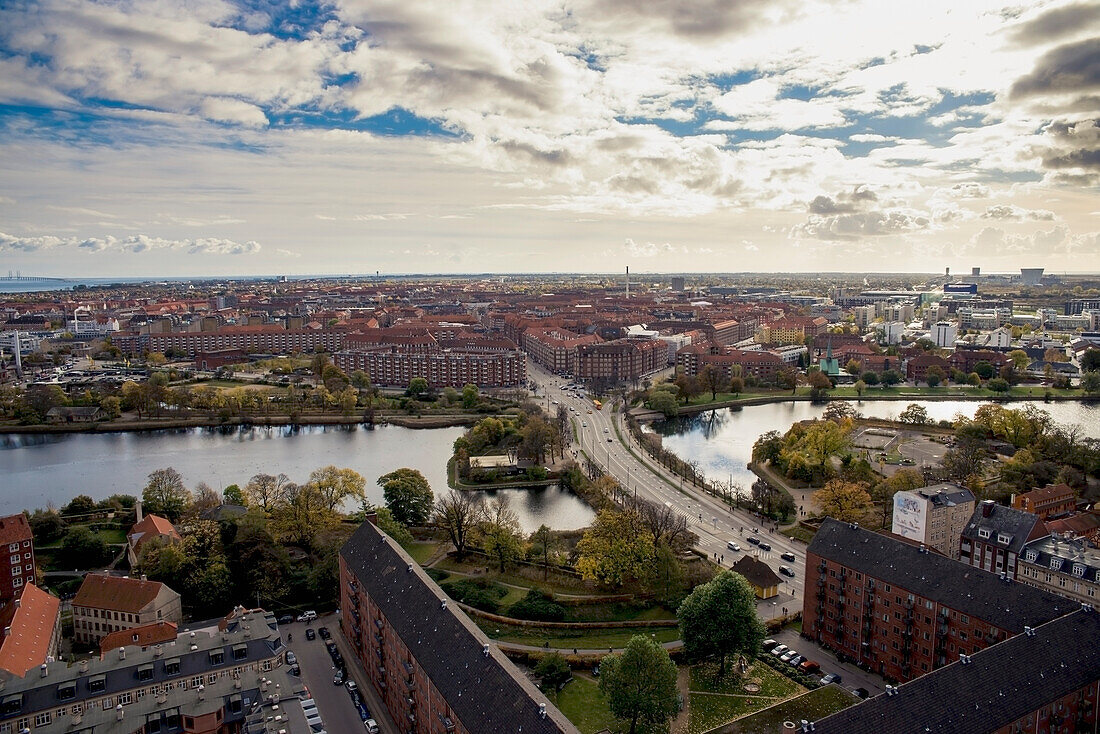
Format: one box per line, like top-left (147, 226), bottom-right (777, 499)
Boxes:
top-left (0, 0), bottom-right (1098, 277)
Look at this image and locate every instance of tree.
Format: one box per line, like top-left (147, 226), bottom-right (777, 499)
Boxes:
top-left (860, 371), bottom-right (879, 386)
top-left (880, 369), bottom-right (902, 387)
top-left (534, 652), bottom-right (572, 690)
top-left (1008, 349), bottom-right (1031, 371)
top-left (575, 509), bottom-right (655, 586)
top-left (974, 361), bottom-right (995, 380)
top-left (898, 403), bottom-right (929, 424)
top-left (434, 492), bottom-right (484, 558)
top-left (528, 524), bottom-right (560, 580)
top-left (479, 497), bottom-right (524, 572)
top-left (28, 510), bottom-right (66, 544)
top-left (244, 473), bottom-right (291, 512)
top-left (751, 430), bottom-right (783, 465)
top-left (853, 379), bottom-right (866, 397)
top-left (646, 389), bottom-right (679, 418)
top-left (813, 479), bottom-right (872, 523)
top-left (678, 571), bottom-right (765, 676)
top-left (729, 376), bottom-right (744, 396)
top-left (308, 466), bottom-right (366, 512)
top-left (699, 364), bottom-right (725, 400)
top-left (987, 377), bottom-right (1010, 393)
top-left (822, 401), bottom-right (858, 423)
top-left (62, 495), bottom-right (97, 517)
top-left (378, 468), bottom-right (435, 526)
top-left (461, 383), bottom-right (479, 409)
top-left (1082, 371), bottom-right (1100, 395)
top-left (407, 377), bottom-right (429, 398)
top-left (942, 421), bottom-right (989, 482)
top-left (191, 482), bottom-right (222, 516)
top-left (142, 468), bottom-right (192, 522)
top-left (270, 482), bottom-right (334, 547)
top-left (58, 526), bottom-right (112, 569)
top-left (599, 636), bottom-right (679, 734)
top-left (870, 468), bottom-right (923, 527)
top-left (374, 506), bottom-right (414, 547)
top-left (223, 484), bottom-right (245, 505)
top-left (1080, 349), bottom-right (1100, 373)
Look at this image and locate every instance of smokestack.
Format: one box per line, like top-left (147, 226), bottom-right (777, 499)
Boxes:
top-left (135, 499), bottom-right (142, 524)
top-left (625, 266), bottom-right (629, 299)
top-left (981, 499), bottom-right (995, 517)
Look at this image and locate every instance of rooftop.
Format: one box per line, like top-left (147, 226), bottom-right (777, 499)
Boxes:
top-left (0, 585), bottom-right (60, 677)
top-left (809, 519), bottom-right (1070, 632)
top-left (0, 515), bottom-right (32, 547)
top-left (341, 520), bottom-right (579, 734)
top-left (811, 608), bottom-right (1100, 734)
top-left (72, 573), bottom-right (172, 614)
top-left (730, 555), bottom-right (782, 589)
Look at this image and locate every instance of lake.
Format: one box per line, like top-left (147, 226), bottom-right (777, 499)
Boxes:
top-left (650, 399), bottom-right (1100, 489)
top-left (0, 424), bottom-right (596, 533)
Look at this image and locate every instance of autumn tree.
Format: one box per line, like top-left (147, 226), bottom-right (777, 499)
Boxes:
top-left (869, 468), bottom-right (924, 527)
top-left (308, 465), bottom-right (366, 512)
top-left (678, 571), bottom-right (765, 676)
top-left (434, 491), bottom-right (485, 558)
top-left (813, 479), bottom-right (872, 523)
top-left (699, 364), bottom-right (726, 400)
top-left (244, 473), bottom-right (291, 512)
top-left (528, 524), bottom-right (561, 580)
top-left (378, 468), bottom-right (435, 526)
top-left (142, 468), bottom-right (192, 522)
top-left (599, 636), bottom-right (679, 734)
top-left (479, 496), bottom-right (524, 572)
top-left (271, 482), bottom-right (333, 547)
top-left (575, 508), bottom-right (655, 587)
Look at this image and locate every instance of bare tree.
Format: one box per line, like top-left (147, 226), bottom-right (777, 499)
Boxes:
top-left (244, 472), bottom-right (292, 512)
top-left (631, 497), bottom-right (697, 551)
top-left (434, 491), bottom-right (485, 558)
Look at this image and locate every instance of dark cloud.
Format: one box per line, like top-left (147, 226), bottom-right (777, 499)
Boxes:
top-left (807, 185), bottom-right (877, 214)
top-left (1011, 38), bottom-right (1100, 98)
top-left (587, 0), bottom-right (789, 38)
top-left (1009, 3), bottom-right (1100, 46)
top-left (1038, 118), bottom-right (1100, 174)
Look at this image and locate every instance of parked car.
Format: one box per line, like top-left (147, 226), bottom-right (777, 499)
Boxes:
top-left (365, 720), bottom-right (379, 733)
top-left (770, 644), bottom-right (789, 657)
top-left (297, 610), bottom-right (318, 623)
top-left (761, 639), bottom-right (779, 652)
top-left (318, 627), bottom-right (331, 640)
top-left (779, 565), bottom-right (796, 577)
top-left (285, 651), bottom-right (297, 665)
top-left (781, 552), bottom-right (796, 562)
top-left (333, 668), bottom-right (346, 685)
top-left (727, 541), bottom-right (740, 552)
top-left (852, 687), bottom-right (870, 699)
top-left (278, 615), bottom-right (294, 625)
top-left (799, 660), bottom-right (821, 674)
top-left (787, 654), bottom-right (804, 668)
top-left (820, 672), bottom-right (842, 686)
top-left (289, 664), bottom-right (301, 676)
top-left (346, 681), bottom-right (358, 695)
top-left (779, 650), bottom-right (796, 664)
top-left (759, 542), bottom-right (772, 552)
top-left (305, 628), bottom-right (316, 641)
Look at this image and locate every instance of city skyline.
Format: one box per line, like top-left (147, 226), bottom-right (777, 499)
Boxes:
top-left (0, 0), bottom-right (1098, 276)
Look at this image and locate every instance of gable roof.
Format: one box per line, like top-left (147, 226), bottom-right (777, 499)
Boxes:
top-left (808, 519), bottom-right (1070, 632)
top-left (0, 514), bottom-right (32, 547)
top-left (0, 584), bottom-right (60, 676)
top-left (341, 521), bottom-right (578, 734)
top-left (73, 574), bottom-right (171, 614)
top-left (730, 555), bottom-right (782, 588)
top-left (960, 501), bottom-right (1047, 555)
top-left (99, 621), bottom-right (178, 657)
top-left (811, 609), bottom-right (1100, 734)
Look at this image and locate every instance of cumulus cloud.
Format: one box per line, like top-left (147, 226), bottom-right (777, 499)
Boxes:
top-left (793, 210), bottom-right (930, 240)
top-left (1011, 38), bottom-right (1100, 99)
top-left (0, 232), bottom-right (261, 255)
top-left (949, 183), bottom-right (990, 198)
top-left (623, 238), bottom-right (687, 257)
top-left (199, 97), bottom-right (269, 128)
top-left (981, 204), bottom-right (1056, 220)
top-left (1008, 3), bottom-right (1100, 46)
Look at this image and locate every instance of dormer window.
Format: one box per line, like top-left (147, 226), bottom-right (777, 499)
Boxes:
top-left (1050, 558), bottom-right (1063, 571)
top-left (1024, 550), bottom-right (1038, 563)
top-left (977, 528), bottom-right (991, 539)
top-left (1073, 564), bottom-right (1086, 577)
top-left (997, 533), bottom-right (1012, 545)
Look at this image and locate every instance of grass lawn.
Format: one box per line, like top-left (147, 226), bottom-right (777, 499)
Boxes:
top-left (433, 556), bottom-right (596, 596)
top-left (687, 693), bottom-right (764, 734)
top-left (718, 685), bottom-right (857, 734)
top-left (476, 620), bottom-right (681, 650)
top-left (686, 661), bottom-right (805, 734)
top-left (405, 541), bottom-right (440, 565)
top-left (547, 676), bottom-right (619, 734)
top-left (779, 525), bottom-right (816, 544)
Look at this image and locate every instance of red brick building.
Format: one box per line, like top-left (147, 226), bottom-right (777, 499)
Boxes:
top-left (340, 519), bottom-right (578, 734)
top-left (1012, 484), bottom-right (1077, 519)
top-left (0, 514), bottom-right (35, 602)
top-left (576, 338), bottom-right (666, 382)
top-left (906, 354), bottom-right (950, 382)
top-left (804, 519), bottom-right (1070, 683)
top-left (677, 345), bottom-right (783, 381)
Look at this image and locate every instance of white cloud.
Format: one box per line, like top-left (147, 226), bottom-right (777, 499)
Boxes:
top-left (0, 231), bottom-right (261, 255)
top-left (199, 97), bottom-right (269, 128)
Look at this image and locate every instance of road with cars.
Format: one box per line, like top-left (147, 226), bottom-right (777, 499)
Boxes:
top-left (531, 362), bottom-right (806, 619)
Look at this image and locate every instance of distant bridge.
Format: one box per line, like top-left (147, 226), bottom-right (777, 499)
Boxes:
top-left (0, 274), bottom-right (73, 282)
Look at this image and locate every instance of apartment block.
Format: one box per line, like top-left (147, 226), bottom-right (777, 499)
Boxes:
top-left (891, 484), bottom-right (975, 560)
top-left (0, 515), bottom-right (36, 602)
top-left (1011, 484), bottom-right (1077, 520)
top-left (1018, 535), bottom-right (1100, 605)
top-left (959, 500), bottom-right (1049, 578)
top-left (72, 575), bottom-right (183, 646)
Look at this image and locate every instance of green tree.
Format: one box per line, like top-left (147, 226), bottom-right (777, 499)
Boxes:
top-left (142, 467), bottom-right (193, 522)
top-left (270, 482), bottom-right (334, 548)
top-left (1080, 349), bottom-right (1100, 373)
top-left (974, 361), bottom-right (995, 379)
top-left (729, 376), bottom-right (745, 396)
top-left (599, 636), bottom-right (679, 734)
top-left (987, 377), bottom-right (1010, 393)
top-left (751, 430), bottom-right (783, 465)
top-left (860, 371), bottom-right (879, 386)
top-left (699, 364), bottom-right (725, 400)
top-left (645, 389), bottom-right (679, 418)
top-left (27, 510), bottom-right (66, 544)
top-left (898, 403), bottom-right (929, 424)
top-left (880, 369), bottom-right (903, 387)
top-left (223, 484), bottom-right (245, 505)
top-left (853, 379), bottom-right (866, 397)
top-left (528, 524), bottom-right (560, 580)
top-left (58, 526), bottom-right (112, 569)
top-left (62, 494), bottom-right (97, 517)
top-left (308, 465), bottom-right (366, 512)
top-left (534, 652), bottom-right (572, 689)
top-left (1082, 371), bottom-right (1100, 395)
top-left (407, 377), bottom-right (429, 398)
top-left (378, 468), bottom-right (435, 526)
top-left (479, 497), bottom-right (525, 572)
top-left (812, 479), bottom-right (872, 523)
top-left (678, 571), bottom-right (765, 676)
top-left (461, 383), bottom-right (480, 409)
top-left (374, 506), bottom-right (414, 547)
top-left (575, 509), bottom-right (655, 586)
top-left (1008, 349), bottom-right (1031, 371)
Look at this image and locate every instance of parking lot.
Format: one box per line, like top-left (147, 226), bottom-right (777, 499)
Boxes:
top-left (770, 627), bottom-right (887, 698)
top-left (281, 615), bottom-right (396, 733)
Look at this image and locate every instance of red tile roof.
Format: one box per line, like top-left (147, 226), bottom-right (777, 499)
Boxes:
top-left (127, 514), bottom-right (180, 553)
top-left (73, 574), bottom-right (166, 613)
top-left (99, 621), bottom-right (178, 656)
top-left (0, 584), bottom-right (60, 676)
top-left (0, 514), bottom-right (32, 546)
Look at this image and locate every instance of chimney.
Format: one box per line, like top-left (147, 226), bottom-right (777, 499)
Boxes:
top-left (135, 498), bottom-right (143, 524)
top-left (39, 663), bottom-right (47, 678)
top-left (981, 500), bottom-right (995, 517)
top-left (140, 574), bottom-right (147, 582)
top-left (198, 684), bottom-right (205, 701)
top-left (116, 703), bottom-right (124, 721)
top-left (119, 648), bottom-right (125, 660)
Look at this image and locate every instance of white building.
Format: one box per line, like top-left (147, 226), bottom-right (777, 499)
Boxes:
top-left (932, 321), bottom-right (957, 348)
top-left (877, 321), bottom-right (904, 345)
top-left (892, 484), bottom-right (976, 560)
top-left (987, 327), bottom-right (1012, 349)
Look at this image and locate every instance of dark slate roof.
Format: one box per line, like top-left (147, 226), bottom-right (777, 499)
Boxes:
top-left (808, 519), bottom-right (1071, 631)
top-left (811, 608), bottom-right (1100, 734)
top-left (341, 521), bottom-right (578, 734)
top-left (917, 483), bottom-right (974, 507)
top-left (960, 501), bottom-right (1046, 556)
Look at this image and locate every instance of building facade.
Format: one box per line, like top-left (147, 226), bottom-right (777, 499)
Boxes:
top-left (575, 338), bottom-right (666, 383)
top-left (0, 514), bottom-right (36, 602)
top-left (0, 584), bottom-right (61, 677)
top-left (959, 500), bottom-right (1049, 578)
top-left (890, 484), bottom-right (975, 560)
top-left (1017, 535), bottom-right (1100, 605)
top-left (804, 519), bottom-right (1069, 684)
top-left (72, 575), bottom-right (183, 645)
top-left (1011, 484), bottom-right (1077, 520)
top-left (340, 519), bottom-right (578, 734)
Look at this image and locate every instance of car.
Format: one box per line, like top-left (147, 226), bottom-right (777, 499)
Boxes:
top-left (759, 542), bottom-right (772, 552)
top-left (726, 541), bottom-right (740, 552)
top-left (607, 437), bottom-right (613, 442)
top-left (305, 628), bottom-right (316, 641)
top-left (318, 627), bottom-right (331, 640)
top-left (356, 703), bottom-right (370, 721)
top-left (365, 720), bottom-right (380, 733)
top-left (332, 652), bottom-right (344, 668)
top-left (278, 614), bottom-right (294, 625)
top-left (582, 422), bottom-right (587, 427)
top-left (779, 651), bottom-right (796, 663)
top-left (746, 536), bottom-right (760, 546)
top-left (787, 654), bottom-right (804, 668)
top-left (852, 687), bottom-right (870, 699)
top-left (297, 610), bottom-right (318, 623)
top-left (781, 552), bottom-right (796, 562)
top-left (819, 673), bottom-right (842, 686)
top-left (346, 680), bottom-right (358, 695)
top-left (799, 660), bottom-right (821, 674)
top-left (761, 639), bottom-right (779, 652)
top-left (770, 644), bottom-right (789, 657)
top-left (333, 668), bottom-right (346, 685)
top-left (289, 663), bottom-right (301, 676)
top-left (779, 565), bottom-right (795, 578)
top-left (285, 651), bottom-right (297, 665)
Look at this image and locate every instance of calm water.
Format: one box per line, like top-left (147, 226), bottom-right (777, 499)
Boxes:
top-left (0, 424), bottom-right (595, 533)
top-left (652, 400), bottom-right (1100, 489)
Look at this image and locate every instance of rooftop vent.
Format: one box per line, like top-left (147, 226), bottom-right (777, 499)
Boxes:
top-left (116, 703), bottom-right (124, 721)
top-left (1024, 626), bottom-right (1035, 637)
top-left (407, 564), bottom-right (413, 573)
top-left (482, 644), bottom-right (490, 657)
top-left (39, 663), bottom-right (47, 678)
top-left (539, 703), bottom-right (546, 719)
top-left (119, 648), bottom-right (125, 660)
top-left (440, 600), bottom-right (447, 610)
top-left (960, 654), bottom-right (971, 665)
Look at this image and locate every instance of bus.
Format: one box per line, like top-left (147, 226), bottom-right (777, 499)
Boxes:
top-left (592, 399), bottom-right (603, 410)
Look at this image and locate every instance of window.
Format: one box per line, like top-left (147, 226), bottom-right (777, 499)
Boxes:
top-left (232, 644), bottom-right (248, 660)
top-left (137, 665), bottom-right (154, 682)
top-left (12, 578), bottom-right (22, 589)
top-left (117, 692), bottom-right (132, 705)
top-left (9, 568), bottom-right (17, 577)
top-left (9, 555), bottom-right (18, 565)
top-left (977, 528), bottom-right (991, 539)
top-left (209, 651), bottom-right (224, 666)
top-left (191, 676), bottom-right (203, 688)
top-left (100, 698), bottom-right (113, 710)
top-left (33, 713), bottom-right (50, 727)
top-left (1051, 558), bottom-right (1063, 571)
top-left (997, 533), bottom-right (1011, 545)
top-left (7, 543), bottom-right (17, 553)
top-left (163, 659), bottom-right (180, 675)
top-left (87, 676), bottom-right (106, 693)
top-left (57, 683), bottom-right (76, 701)
top-left (1073, 564), bottom-right (1086, 577)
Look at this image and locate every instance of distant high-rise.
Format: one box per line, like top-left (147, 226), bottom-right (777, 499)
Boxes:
top-left (671, 276), bottom-right (685, 292)
top-left (1020, 268), bottom-right (1044, 286)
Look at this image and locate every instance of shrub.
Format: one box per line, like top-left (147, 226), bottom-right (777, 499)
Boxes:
top-left (508, 589), bottom-right (567, 622)
top-left (534, 652), bottom-right (572, 689)
top-left (441, 579), bottom-right (505, 613)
